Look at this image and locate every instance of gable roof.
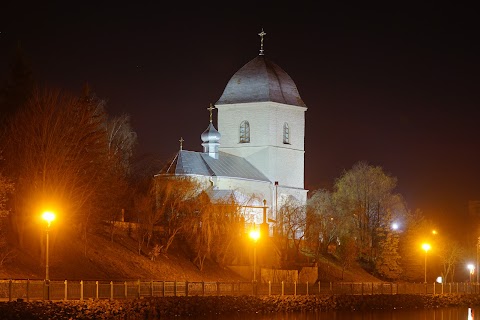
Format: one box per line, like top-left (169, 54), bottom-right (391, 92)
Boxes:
top-left (159, 150), bottom-right (270, 182)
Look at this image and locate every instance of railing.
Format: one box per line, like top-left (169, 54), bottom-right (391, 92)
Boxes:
top-left (0, 280), bottom-right (478, 301)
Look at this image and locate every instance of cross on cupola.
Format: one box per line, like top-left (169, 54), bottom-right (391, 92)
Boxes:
top-left (207, 103), bottom-right (215, 123)
top-left (258, 28), bottom-right (266, 55)
top-left (179, 137), bottom-right (184, 150)
top-left (201, 104), bottom-right (221, 159)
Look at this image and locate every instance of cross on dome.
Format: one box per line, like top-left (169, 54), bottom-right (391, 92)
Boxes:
top-left (179, 137), bottom-right (184, 150)
top-left (258, 28), bottom-right (266, 55)
top-left (207, 103), bottom-right (215, 123)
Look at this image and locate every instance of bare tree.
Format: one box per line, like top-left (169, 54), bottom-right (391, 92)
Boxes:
top-left (209, 196), bottom-right (244, 266)
top-left (152, 176), bottom-right (200, 254)
top-left (437, 238), bottom-right (464, 283)
top-left (276, 197), bottom-right (307, 262)
top-left (1, 87), bottom-right (128, 253)
top-left (103, 113), bottom-right (137, 241)
top-left (106, 113), bottom-right (137, 173)
top-left (0, 168), bottom-right (14, 219)
top-left (0, 170), bottom-right (15, 266)
top-left (132, 184), bottom-right (153, 254)
top-left (185, 192), bottom-right (244, 270)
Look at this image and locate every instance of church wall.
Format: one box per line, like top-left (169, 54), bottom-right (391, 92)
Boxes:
top-left (270, 103), bottom-right (306, 151)
top-left (189, 174), bottom-right (307, 232)
top-left (276, 186), bottom-right (308, 206)
top-left (273, 147), bottom-right (305, 188)
top-left (212, 177), bottom-right (272, 226)
top-left (214, 178), bottom-right (271, 203)
top-left (217, 102), bottom-right (305, 151)
top-left (217, 102), bottom-right (306, 190)
top-left (217, 103), bottom-right (270, 149)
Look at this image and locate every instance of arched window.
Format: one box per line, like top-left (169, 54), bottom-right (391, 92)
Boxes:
top-left (240, 120), bottom-right (250, 143)
top-left (283, 122), bottom-right (290, 144)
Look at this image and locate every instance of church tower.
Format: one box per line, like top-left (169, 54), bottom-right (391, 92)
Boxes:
top-left (159, 30), bottom-right (308, 228)
top-left (215, 29), bottom-right (308, 207)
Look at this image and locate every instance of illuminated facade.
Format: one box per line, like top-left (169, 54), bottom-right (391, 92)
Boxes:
top-left (157, 31), bottom-right (308, 229)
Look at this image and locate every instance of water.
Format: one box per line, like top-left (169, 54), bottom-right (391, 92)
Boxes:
top-left (179, 307), bottom-right (477, 319)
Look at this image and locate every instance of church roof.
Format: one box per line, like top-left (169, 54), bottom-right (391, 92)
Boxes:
top-left (216, 55), bottom-right (306, 107)
top-left (201, 122), bottom-right (221, 143)
top-left (160, 150), bottom-right (270, 182)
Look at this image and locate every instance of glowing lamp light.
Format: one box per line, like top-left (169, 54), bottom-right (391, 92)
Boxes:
top-left (249, 230), bottom-right (260, 242)
top-left (436, 276), bottom-right (443, 284)
top-left (391, 223), bottom-right (399, 230)
top-left (42, 211), bottom-right (55, 226)
top-left (468, 264), bottom-right (475, 274)
top-left (468, 264), bottom-right (475, 283)
top-left (422, 243), bottom-right (431, 252)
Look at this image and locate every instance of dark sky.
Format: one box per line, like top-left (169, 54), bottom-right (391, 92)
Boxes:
top-left (1, 3), bottom-right (479, 236)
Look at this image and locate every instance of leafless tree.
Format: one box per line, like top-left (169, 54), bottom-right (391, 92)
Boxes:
top-left (0, 169), bottom-right (14, 219)
top-left (1, 87), bottom-right (133, 256)
top-left (437, 238), bottom-right (464, 283)
top-left (103, 113), bottom-right (137, 241)
top-left (0, 171), bottom-right (15, 267)
top-left (152, 176), bottom-right (200, 254)
top-left (185, 192), bottom-right (244, 270)
top-left (276, 197), bottom-right (307, 262)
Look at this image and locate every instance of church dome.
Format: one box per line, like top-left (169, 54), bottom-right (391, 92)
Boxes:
top-left (215, 55), bottom-right (306, 107)
top-left (201, 122), bottom-right (221, 143)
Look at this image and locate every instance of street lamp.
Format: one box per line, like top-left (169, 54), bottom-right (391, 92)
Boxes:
top-left (422, 243), bottom-right (431, 283)
top-left (477, 237), bottom-right (480, 283)
top-left (468, 264), bottom-right (475, 282)
top-left (42, 211), bottom-right (55, 283)
top-left (249, 230), bottom-right (260, 282)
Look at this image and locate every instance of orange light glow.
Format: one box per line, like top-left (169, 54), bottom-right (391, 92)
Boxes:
top-left (249, 230), bottom-right (260, 242)
top-left (422, 243), bottom-right (431, 252)
top-left (42, 211), bottom-right (55, 225)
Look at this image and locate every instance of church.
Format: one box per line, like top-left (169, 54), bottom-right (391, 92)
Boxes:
top-left (156, 30), bottom-right (308, 233)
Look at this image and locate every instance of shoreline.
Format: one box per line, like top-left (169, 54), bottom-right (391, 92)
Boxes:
top-left (1, 294), bottom-right (480, 319)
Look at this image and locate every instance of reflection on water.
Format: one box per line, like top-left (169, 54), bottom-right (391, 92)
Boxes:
top-left (179, 307), bottom-right (477, 320)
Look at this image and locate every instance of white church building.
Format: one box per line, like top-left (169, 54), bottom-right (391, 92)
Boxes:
top-left (157, 30), bottom-right (308, 232)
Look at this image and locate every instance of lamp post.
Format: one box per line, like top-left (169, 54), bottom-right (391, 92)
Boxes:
top-left (249, 230), bottom-right (260, 282)
top-left (477, 237), bottom-right (480, 283)
top-left (422, 243), bottom-right (431, 284)
top-left (468, 264), bottom-right (475, 283)
top-left (42, 211), bottom-right (55, 299)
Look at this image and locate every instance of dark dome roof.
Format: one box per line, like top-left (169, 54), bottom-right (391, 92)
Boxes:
top-left (215, 56), bottom-right (306, 107)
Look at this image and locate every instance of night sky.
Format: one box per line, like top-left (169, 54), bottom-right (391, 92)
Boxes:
top-left (1, 3), bottom-right (479, 236)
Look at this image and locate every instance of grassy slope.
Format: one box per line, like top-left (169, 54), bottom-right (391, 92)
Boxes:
top-left (0, 226), bottom-right (245, 282)
top-left (0, 226), bottom-right (380, 283)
